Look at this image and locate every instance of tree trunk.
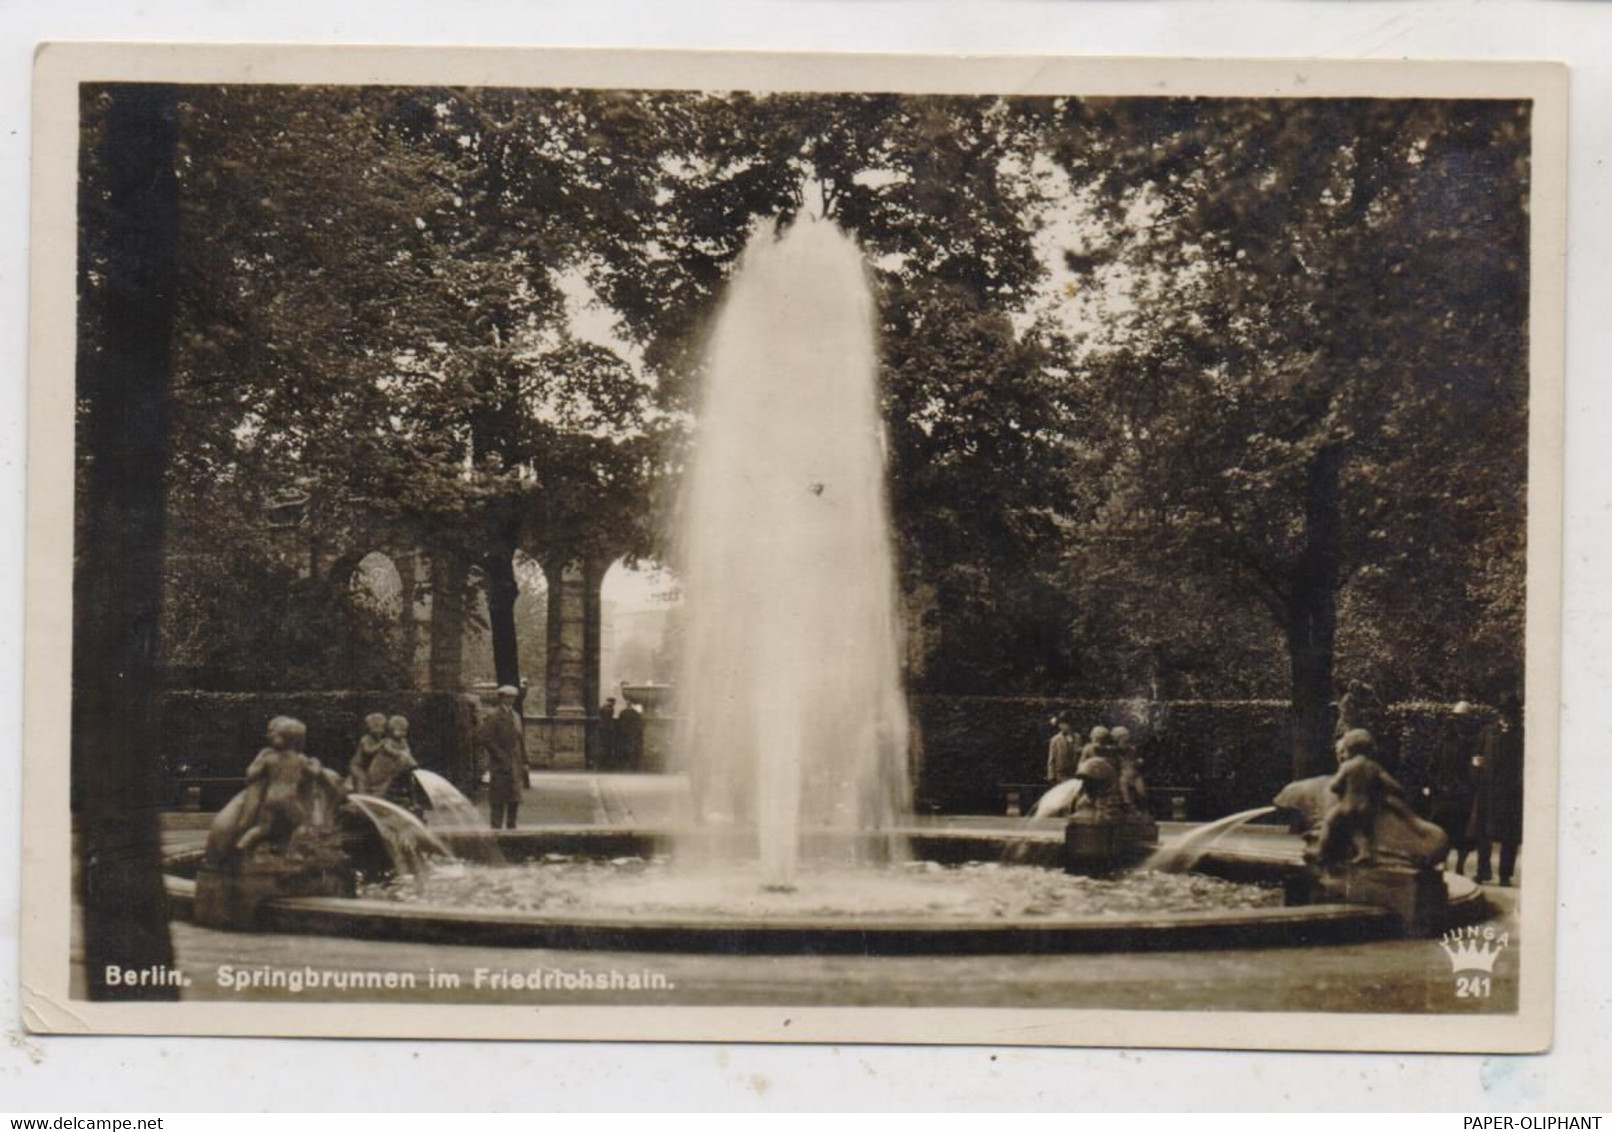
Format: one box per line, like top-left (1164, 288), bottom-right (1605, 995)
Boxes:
top-left (1287, 592), bottom-right (1337, 781)
top-left (481, 542), bottom-right (522, 691)
top-left (1286, 445), bottom-right (1343, 781)
top-left (73, 84), bottom-right (180, 1000)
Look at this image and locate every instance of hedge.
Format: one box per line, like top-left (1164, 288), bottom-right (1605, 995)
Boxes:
top-left (153, 691), bottom-right (1495, 819)
top-left (1383, 700), bottom-right (1496, 807)
top-left (158, 690), bottom-right (482, 803)
top-left (912, 695), bottom-right (1482, 817)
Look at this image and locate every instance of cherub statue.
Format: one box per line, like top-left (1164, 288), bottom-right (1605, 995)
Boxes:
top-left (1315, 728), bottom-right (1407, 867)
top-left (1079, 725), bottom-right (1111, 765)
top-left (1073, 732), bottom-right (1123, 821)
top-left (364, 714), bottom-right (419, 802)
top-left (1111, 726), bottom-right (1149, 815)
top-left (348, 711), bottom-right (388, 794)
top-left (232, 716), bottom-right (345, 857)
top-left (1303, 727), bottom-right (1452, 873)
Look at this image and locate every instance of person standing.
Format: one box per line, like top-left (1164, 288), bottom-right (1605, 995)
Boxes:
top-left (594, 697), bottom-right (617, 772)
top-left (1046, 712), bottom-right (1079, 784)
top-left (1467, 691), bottom-right (1524, 885)
top-left (480, 685), bottom-right (529, 830)
top-left (1433, 702), bottom-right (1480, 875)
top-left (615, 701), bottom-right (644, 772)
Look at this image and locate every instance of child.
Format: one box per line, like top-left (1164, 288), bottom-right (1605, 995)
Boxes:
top-left (348, 712), bottom-right (389, 794)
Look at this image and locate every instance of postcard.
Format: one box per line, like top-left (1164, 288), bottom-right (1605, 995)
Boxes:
top-left (23, 43), bottom-right (1565, 1049)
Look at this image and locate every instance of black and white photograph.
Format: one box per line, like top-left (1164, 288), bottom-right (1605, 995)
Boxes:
top-left (23, 46), bottom-right (1565, 1051)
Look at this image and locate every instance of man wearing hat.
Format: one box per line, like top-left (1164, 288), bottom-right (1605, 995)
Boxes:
top-left (479, 685), bottom-right (529, 830)
top-left (1432, 701), bottom-right (1480, 874)
top-left (1046, 712), bottom-right (1079, 784)
top-left (1467, 691), bottom-right (1524, 885)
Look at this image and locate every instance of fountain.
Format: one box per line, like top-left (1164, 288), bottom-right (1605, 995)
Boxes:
top-left (192, 716), bottom-right (454, 930)
top-left (1273, 729), bottom-right (1455, 936)
top-left (671, 215), bottom-right (911, 888)
top-left (164, 217), bottom-right (1493, 957)
top-left (1061, 738), bottom-right (1160, 875)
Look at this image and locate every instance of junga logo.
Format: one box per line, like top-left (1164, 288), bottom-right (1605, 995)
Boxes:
top-left (1440, 924), bottom-right (1509, 998)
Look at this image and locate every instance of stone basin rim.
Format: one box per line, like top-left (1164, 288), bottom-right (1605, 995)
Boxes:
top-left (162, 837), bottom-right (1490, 954)
top-left (161, 872), bottom-right (1412, 954)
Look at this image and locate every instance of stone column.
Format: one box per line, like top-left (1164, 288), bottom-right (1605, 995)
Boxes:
top-left (427, 550), bottom-right (468, 691)
top-left (396, 550), bottom-right (434, 691)
top-left (544, 559), bottom-right (589, 767)
top-left (582, 557), bottom-right (607, 767)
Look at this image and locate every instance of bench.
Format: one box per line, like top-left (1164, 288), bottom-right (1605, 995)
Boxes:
top-left (1150, 785), bottom-right (1198, 821)
top-left (999, 781), bottom-right (1199, 820)
top-left (173, 776), bottom-right (246, 812)
top-left (999, 781), bottom-right (1050, 817)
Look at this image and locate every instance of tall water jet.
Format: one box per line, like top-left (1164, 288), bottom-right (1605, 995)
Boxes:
top-left (673, 216), bottom-right (911, 888)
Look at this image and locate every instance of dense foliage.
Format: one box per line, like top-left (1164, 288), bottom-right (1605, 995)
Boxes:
top-left (79, 87), bottom-right (1530, 775)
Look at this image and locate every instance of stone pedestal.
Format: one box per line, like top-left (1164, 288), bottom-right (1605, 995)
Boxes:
top-left (544, 716), bottom-right (588, 770)
top-left (194, 852), bottom-right (356, 931)
top-left (1064, 815), bottom-right (1159, 876)
top-left (1287, 864), bottom-right (1448, 938)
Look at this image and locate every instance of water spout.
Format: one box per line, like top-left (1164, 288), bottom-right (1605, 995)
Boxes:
top-left (1145, 805), bottom-right (1278, 873)
top-left (408, 769), bottom-right (504, 864)
top-left (673, 217), bottom-right (911, 887)
top-left (410, 770), bottom-right (484, 831)
top-left (1031, 778), bottom-right (1084, 819)
top-left (347, 794), bottom-right (453, 876)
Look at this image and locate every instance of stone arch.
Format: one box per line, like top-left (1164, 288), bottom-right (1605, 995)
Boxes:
top-left (302, 548), bottom-right (411, 690)
top-left (512, 552), bottom-right (549, 699)
top-left (349, 551), bottom-right (405, 619)
top-left (323, 544), bottom-right (434, 689)
top-left (600, 558), bottom-right (681, 701)
top-left (459, 551), bottom-right (549, 696)
top-left (267, 513), bottom-right (467, 690)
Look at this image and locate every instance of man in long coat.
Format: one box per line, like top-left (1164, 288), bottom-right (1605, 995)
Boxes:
top-left (615, 702), bottom-right (644, 772)
top-left (595, 697), bottom-right (617, 771)
top-left (1467, 692), bottom-right (1524, 885)
top-left (480, 685), bottom-right (529, 830)
top-left (1046, 713), bottom-right (1078, 783)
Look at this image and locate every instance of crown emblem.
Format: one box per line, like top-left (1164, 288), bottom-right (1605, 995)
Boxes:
top-left (1439, 936), bottom-right (1504, 974)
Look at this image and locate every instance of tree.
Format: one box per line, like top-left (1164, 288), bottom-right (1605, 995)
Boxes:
top-left (1049, 98), bottom-right (1529, 773)
top-left (164, 86), bottom-right (664, 690)
top-left (585, 92), bottom-right (1078, 690)
top-left (152, 87), bottom-right (1528, 738)
top-left (74, 83), bottom-right (181, 1000)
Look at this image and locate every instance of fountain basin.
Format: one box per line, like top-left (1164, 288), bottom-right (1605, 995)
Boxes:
top-left (161, 825), bottom-right (1490, 954)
